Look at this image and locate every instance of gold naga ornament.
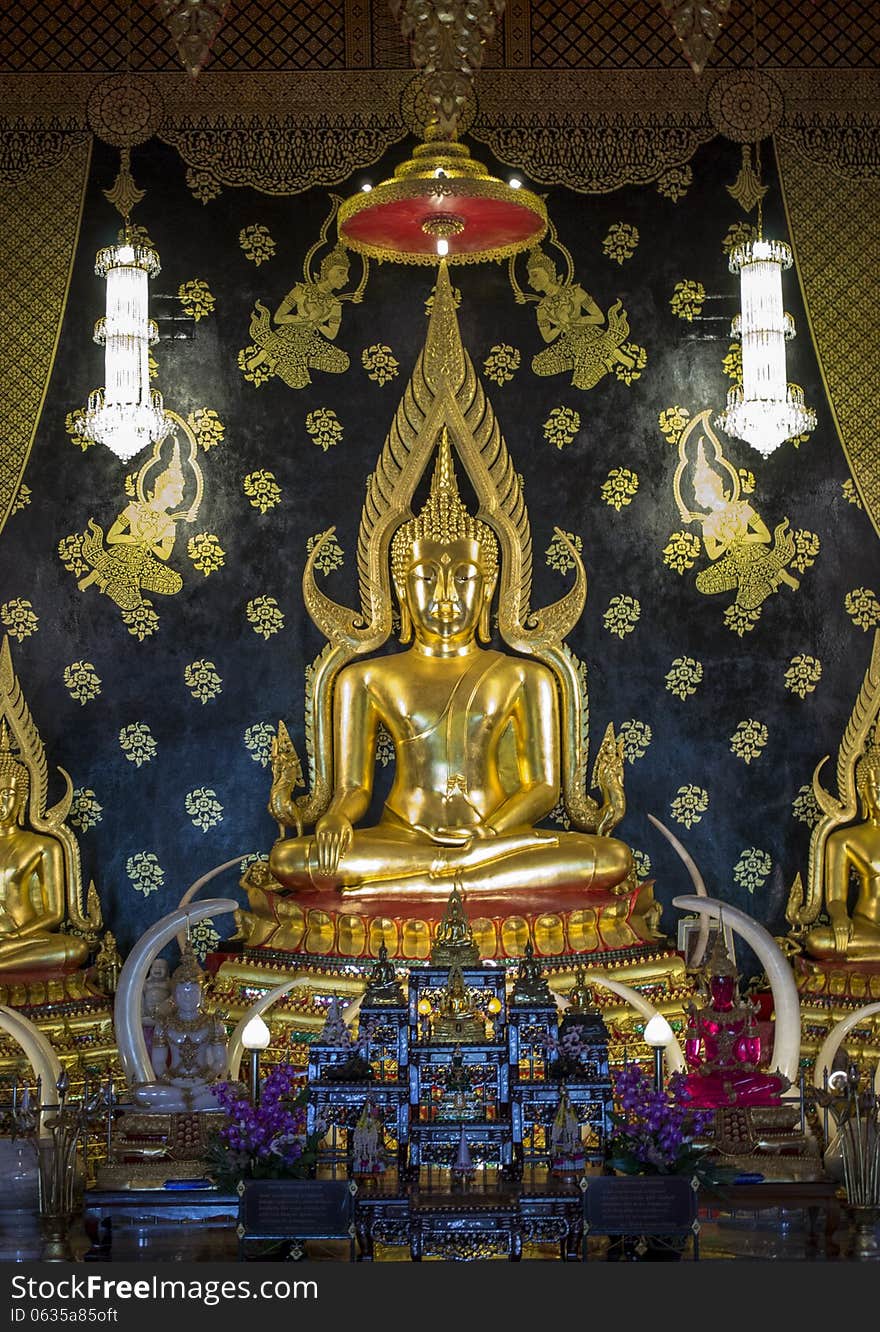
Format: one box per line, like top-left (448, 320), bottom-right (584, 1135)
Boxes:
top-left (239, 261), bottom-right (662, 960)
top-left (788, 630), bottom-right (880, 965)
top-left (0, 636), bottom-right (102, 979)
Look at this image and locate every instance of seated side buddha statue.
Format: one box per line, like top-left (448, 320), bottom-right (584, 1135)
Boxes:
top-left (681, 929), bottom-right (788, 1109)
top-left (0, 724), bottom-right (88, 976)
top-left (804, 723), bottom-right (880, 961)
top-left (268, 437), bottom-right (633, 907)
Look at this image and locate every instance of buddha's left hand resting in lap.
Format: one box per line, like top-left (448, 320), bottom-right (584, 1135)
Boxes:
top-left (269, 440), bottom-right (632, 903)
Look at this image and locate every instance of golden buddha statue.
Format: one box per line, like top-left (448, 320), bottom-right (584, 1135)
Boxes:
top-left (0, 638), bottom-right (101, 978)
top-left (432, 964), bottom-right (486, 1043)
top-left (258, 262), bottom-right (659, 957)
top-left (788, 634), bottom-right (880, 962)
top-left (269, 435), bottom-right (632, 906)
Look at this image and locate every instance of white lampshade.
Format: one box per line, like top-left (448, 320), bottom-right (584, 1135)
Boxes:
top-left (241, 1014), bottom-right (271, 1051)
top-left (716, 237), bottom-right (816, 456)
top-left (77, 236), bottom-right (169, 462)
top-left (644, 1013), bottom-right (674, 1048)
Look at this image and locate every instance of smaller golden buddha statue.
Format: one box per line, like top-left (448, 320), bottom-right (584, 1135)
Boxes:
top-left (511, 939), bottom-right (552, 1005)
top-left (432, 964), bottom-right (486, 1043)
top-left (362, 941), bottom-right (405, 1006)
top-left (132, 943), bottom-right (228, 1112)
top-left (430, 882), bottom-right (480, 966)
top-left (803, 722), bottom-right (880, 961)
top-left (565, 966), bottom-right (594, 1014)
top-left (0, 723), bottom-right (89, 977)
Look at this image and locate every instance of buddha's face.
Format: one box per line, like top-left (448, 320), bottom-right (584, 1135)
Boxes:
top-left (858, 761), bottom-right (880, 818)
top-left (404, 536), bottom-right (490, 649)
top-left (173, 979), bottom-right (202, 1017)
top-left (0, 774), bottom-right (26, 829)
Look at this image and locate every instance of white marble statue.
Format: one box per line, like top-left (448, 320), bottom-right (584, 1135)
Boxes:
top-left (131, 942), bottom-right (227, 1112)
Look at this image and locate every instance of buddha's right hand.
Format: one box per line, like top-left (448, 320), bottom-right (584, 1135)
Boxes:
top-left (314, 812), bottom-right (353, 877)
top-left (833, 917), bottom-right (854, 955)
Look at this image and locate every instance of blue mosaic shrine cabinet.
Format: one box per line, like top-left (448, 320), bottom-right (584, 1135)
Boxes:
top-left (306, 961), bottom-right (614, 1179)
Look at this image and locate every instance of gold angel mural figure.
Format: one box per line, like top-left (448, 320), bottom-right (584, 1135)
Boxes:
top-left (75, 414), bottom-right (203, 614)
top-left (511, 228), bottom-right (644, 390)
top-left (239, 199), bottom-right (368, 390)
top-left (674, 410), bottom-right (798, 616)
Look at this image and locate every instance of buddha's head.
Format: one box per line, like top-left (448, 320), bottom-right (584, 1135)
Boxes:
top-left (171, 941), bottom-right (206, 1016)
top-left (0, 724), bottom-right (29, 829)
top-left (856, 726), bottom-right (880, 818)
top-left (391, 433), bottom-right (498, 650)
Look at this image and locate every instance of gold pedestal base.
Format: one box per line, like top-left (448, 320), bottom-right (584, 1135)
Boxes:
top-left (96, 1111), bottom-right (218, 1190)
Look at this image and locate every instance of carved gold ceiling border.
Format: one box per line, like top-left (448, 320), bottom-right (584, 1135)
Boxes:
top-left (0, 70), bottom-right (877, 194)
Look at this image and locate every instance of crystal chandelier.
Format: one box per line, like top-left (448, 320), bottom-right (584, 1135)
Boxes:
top-left (716, 235), bottom-right (816, 456)
top-left (78, 228), bottom-right (169, 463)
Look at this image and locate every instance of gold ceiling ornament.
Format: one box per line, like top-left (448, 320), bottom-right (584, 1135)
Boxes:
top-left (156, 0), bottom-right (230, 79)
top-left (389, 0), bottom-right (505, 142)
top-left (86, 74), bottom-right (165, 149)
top-left (340, 1), bottom-right (544, 263)
top-left (102, 147), bottom-right (146, 222)
top-left (661, 0), bottom-right (731, 76)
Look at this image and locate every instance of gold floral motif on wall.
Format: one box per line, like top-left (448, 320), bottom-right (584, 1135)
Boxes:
top-left (127, 851), bottom-right (164, 897)
top-left (784, 654), bottom-right (822, 697)
top-left (510, 226), bottom-right (646, 391)
top-left (190, 918), bottom-right (220, 961)
top-left (185, 787), bottom-right (223, 832)
top-left (187, 408), bottom-right (224, 451)
top-left (791, 783), bottom-right (821, 827)
top-left (602, 223), bottom-right (639, 265)
top-left (729, 719), bottom-right (768, 763)
top-left (187, 532), bottom-right (225, 576)
top-left (670, 279), bottom-right (705, 321)
top-left (601, 468), bottom-right (639, 510)
top-left (362, 344), bottom-right (400, 385)
top-left (619, 719), bottom-right (652, 762)
top-left (63, 660), bottom-right (101, 705)
top-left (733, 847), bottom-right (772, 894)
top-left (845, 587), bottom-right (880, 631)
top-left (239, 224), bottom-right (276, 266)
top-left (543, 406), bottom-right (581, 450)
top-left (670, 784), bottom-right (709, 828)
top-left (178, 279), bottom-right (215, 321)
top-left (243, 470), bottom-right (281, 512)
top-left (244, 723), bottom-right (277, 767)
top-left (184, 659), bottom-right (222, 704)
top-left (246, 595), bottom-right (284, 639)
top-left (306, 531), bottom-right (344, 575)
top-left (11, 485), bottom-right (30, 515)
top-left (545, 529), bottom-right (582, 573)
top-left (657, 166), bottom-right (692, 201)
top-left (119, 722), bottom-right (157, 766)
top-left (665, 656), bottom-right (703, 699)
top-left (305, 408), bottom-right (344, 451)
top-left (70, 788), bottom-right (103, 832)
top-left (658, 405), bottom-right (690, 445)
top-left (603, 594), bottom-right (641, 639)
top-left (842, 479), bottom-right (862, 509)
top-left (483, 344), bottom-right (520, 386)
top-left (671, 410), bottom-right (804, 633)
top-left (0, 598), bottom-right (38, 642)
top-left (62, 415), bottom-right (204, 635)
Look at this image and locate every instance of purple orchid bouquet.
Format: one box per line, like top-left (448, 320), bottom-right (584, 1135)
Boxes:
top-left (608, 1064), bottom-right (723, 1182)
top-left (207, 1065), bottom-right (320, 1189)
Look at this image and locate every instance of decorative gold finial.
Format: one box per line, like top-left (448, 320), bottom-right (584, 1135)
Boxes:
top-left (704, 919), bottom-right (737, 978)
top-left (430, 880), bottom-right (481, 966)
top-left (172, 939), bottom-right (203, 984)
top-left (390, 429), bottom-right (499, 582)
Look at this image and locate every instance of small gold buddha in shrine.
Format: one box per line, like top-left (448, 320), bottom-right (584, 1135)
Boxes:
top-left (0, 723), bottom-right (89, 976)
top-left (268, 436), bottom-right (632, 905)
top-left (432, 964), bottom-right (486, 1043)
top-left (804, 723), bottom-right (880, 961)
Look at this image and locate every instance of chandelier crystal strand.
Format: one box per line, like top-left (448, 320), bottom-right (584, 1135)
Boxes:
top-left (717, 236), bottom-right (816, 456)
top-left (79, 232), bottom-right (168, 462)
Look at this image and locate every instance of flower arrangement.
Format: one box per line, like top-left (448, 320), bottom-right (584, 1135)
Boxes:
top-left (207, 1066), bottom-right (320, 1190)
top-left (608, 1064), bottom-right (721, 1181)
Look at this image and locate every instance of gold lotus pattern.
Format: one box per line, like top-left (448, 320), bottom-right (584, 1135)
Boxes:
top-left (670, 280), bottom-right (705, 321)
top-left (187, 533), bottom-right (225, 576)
top-left (657, 166), bottom-right (692, 201)
top-left (842, 479), bottom-right (862, 509)
top-left (187, 168), bottom-right (221, 204)
top-left (548, 800), bottom-right (571, 830)
top-left (306, 531), bottom-right (344, 575)
top-left (791, 783), bottom-right (821, 827)
top-left (184, 659), bottom-right (222, 704)
top-left (602, 223), bottom-right (639, 265)
top-left (11, 485), bottom-right (30, 515)
top-left (243, 470), bottom-right (281, 512)
top-left (619, 719), bottom-right (652, 762)
top-left (603, 594), bottom-right (641, 639)
top-left (190, 917), bottom-right (220, 962)
top-left (1, 598), bottom-right (38, 641)
top-left (729, 719), bottom-right (768, 763)
top-left (178, 279), bottom-right (215, 321)
top-left (543, 406), bottom-right (581, 450)
top-left (671, 784), bottom-right (709, 828)
top-left (244, 723), bottom-right (277, 768)
top-left (246, 595), bottom-right (284, 639)
top-left (845, 587), bottom-right (880, 631)
top-left (632, 849), bottom-right (651, 878)
top-left (63, 661), bottom-right (101, 705)
top-left (239, 224), bottom-right (276, 266)
top-left (733, 847), bottom-right (772, 894)
top-left (665, 656), bottom-right (703, 699)
top-left (601, 467), bottom-right (639, 510)
top-left (792, 529), bottom-right (820, 574)
top-left (362, 344), bottom-right (400, 385)
top-left (738, 469), bottom-right (755, 494)
top-left (722, 223), bottom-right (757, 256)
top-left (121, 603), bottom-right (160, 641)
top-left (658, 405), bottom-right (690, 446)
top-left (187, 408), bottom-right (225, 451)
top-left (375, 725), bottom-right (395, 768)
top-left (127, 851), bottom-right (164, 897)
top-left (545, 529), bottom-right (582, 574)
top-left (722, 343), bottom-right (742, 381)
top-left (784, 654), bottom-right (822, 698)
top-left (662, 530), bottom-right (701, 574)
top-left (185, 788), bottom-right (223, 832)
top-left (65, 408), bottom-right (93, 451)
top-left (119, 722), bottom-right (157, 766)
top-left (483, 344), bottom-right (520, 386)
top-left (69, 788), bottom-right (103, 833)
top-left (305, 408), bottom-right (343, 451)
